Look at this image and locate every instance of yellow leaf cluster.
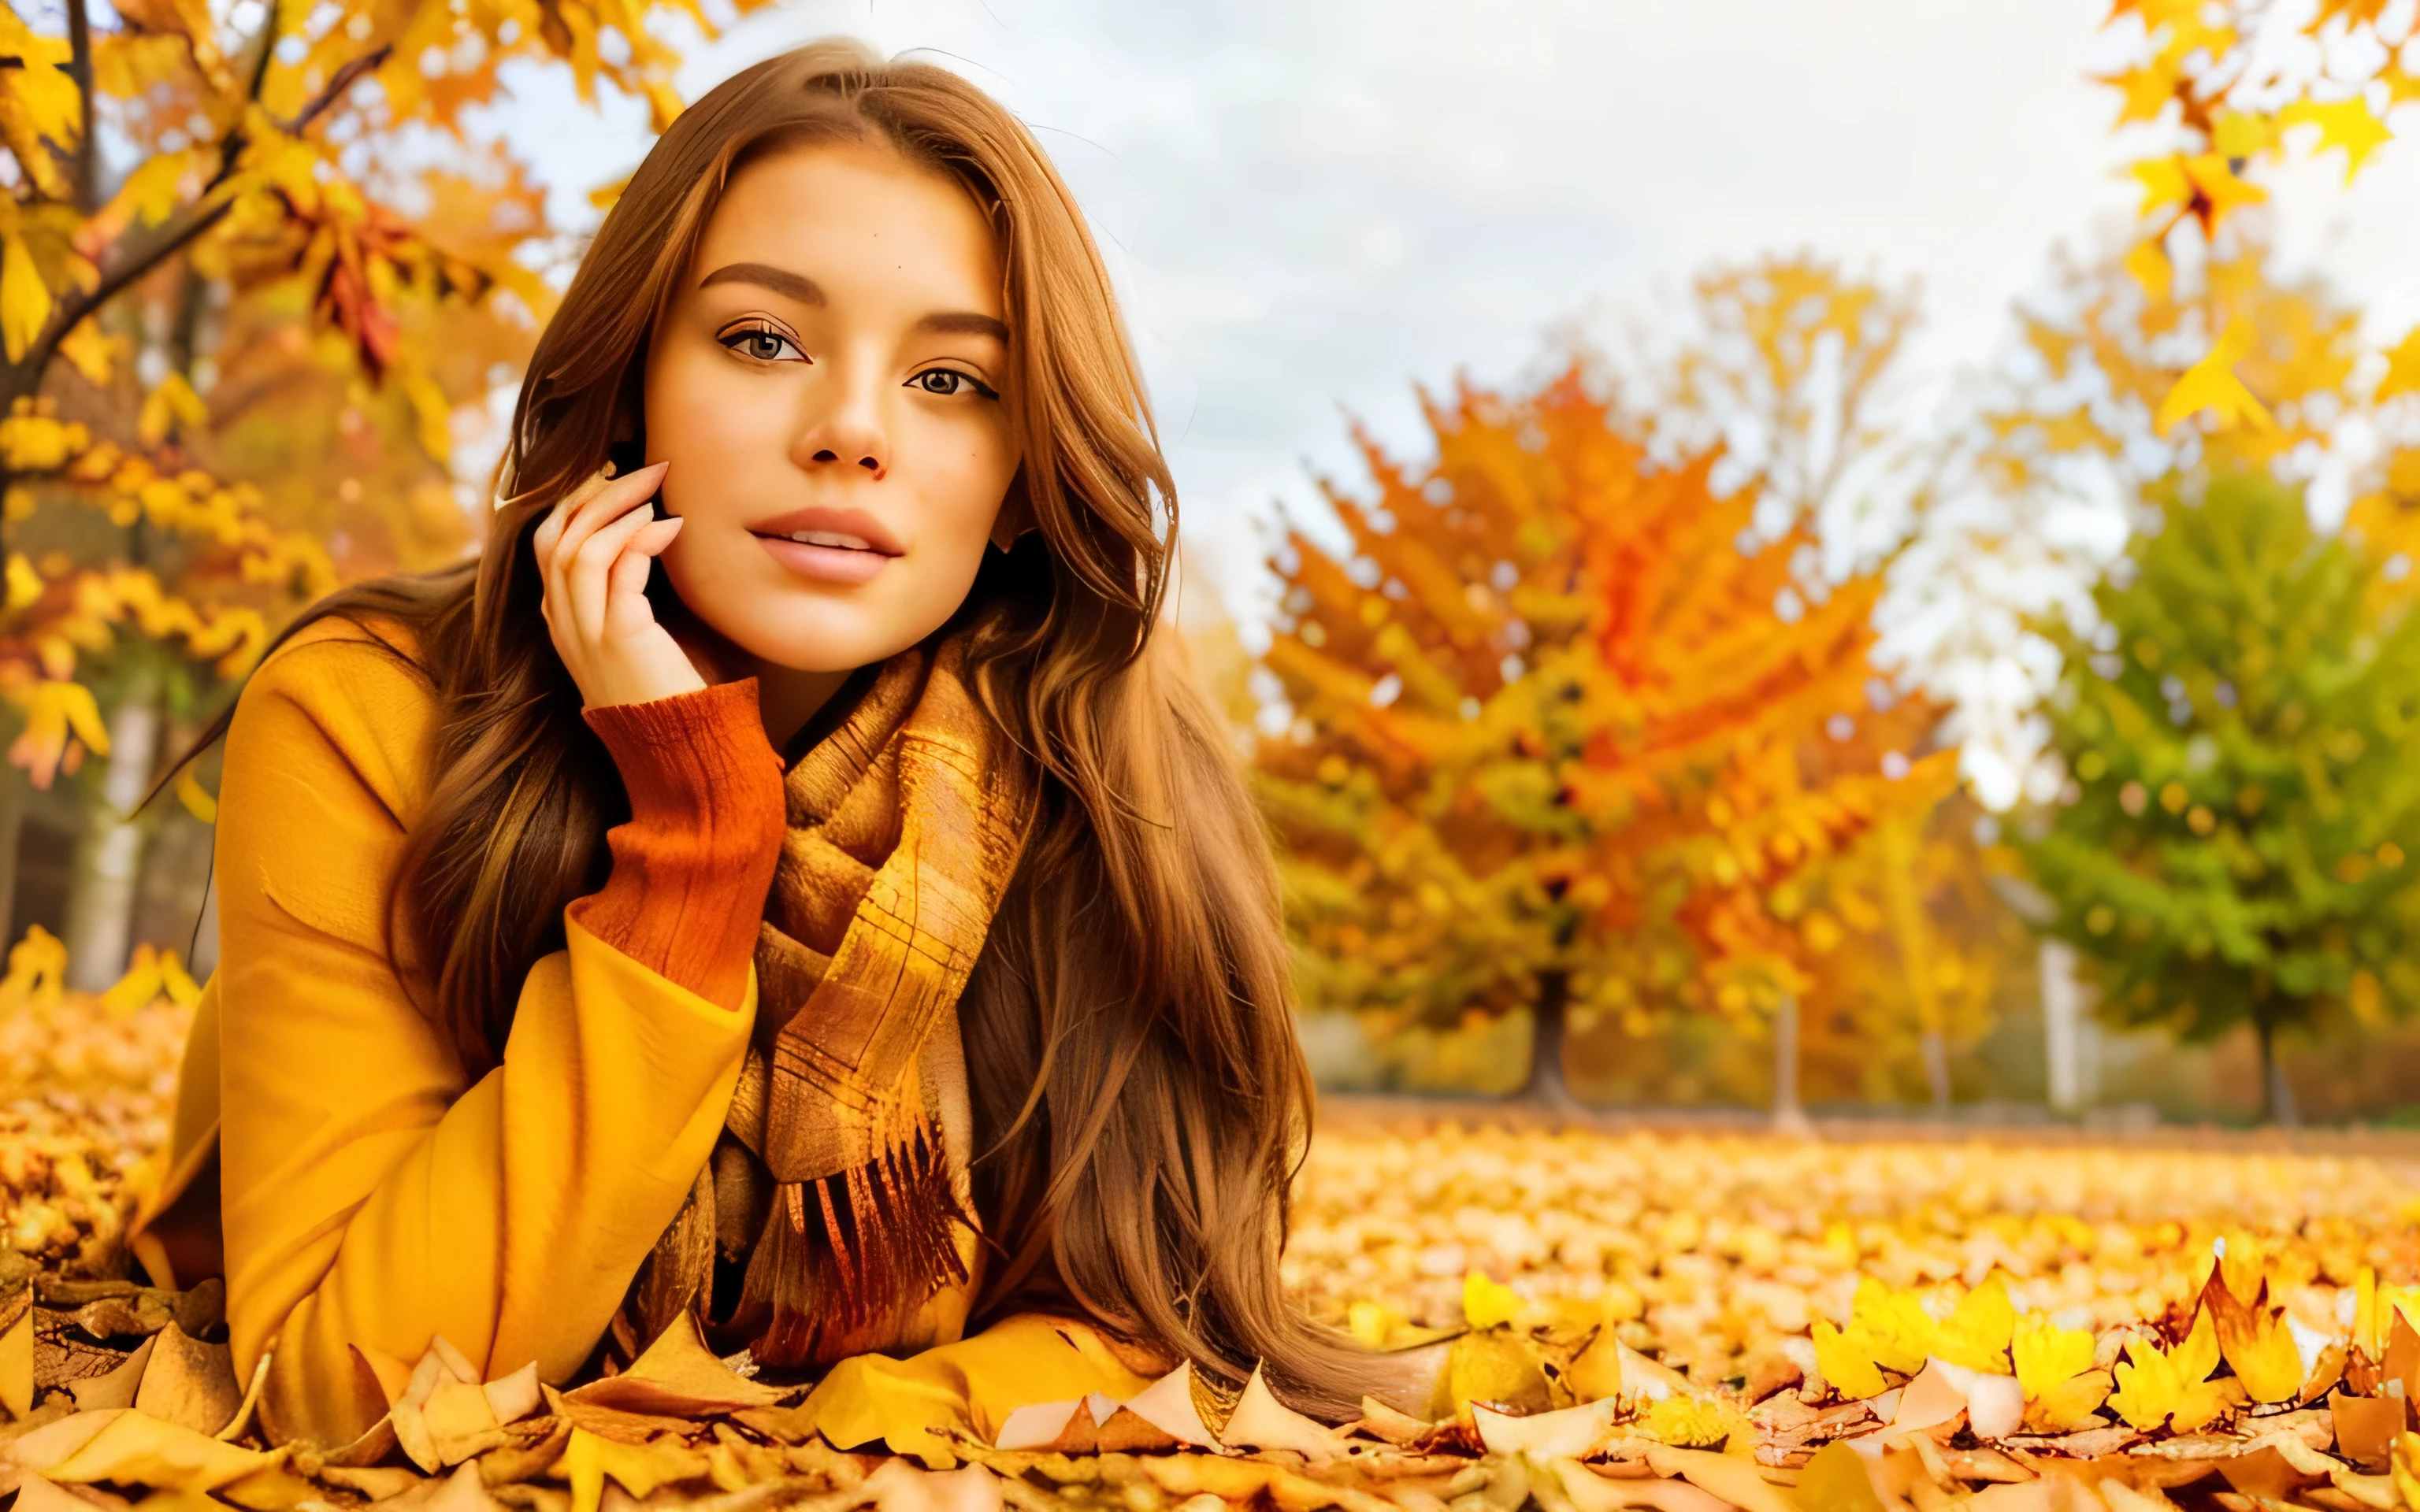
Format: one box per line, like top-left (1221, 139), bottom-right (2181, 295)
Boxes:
top-left (2107, 1310), bottom-right (2229, 1432)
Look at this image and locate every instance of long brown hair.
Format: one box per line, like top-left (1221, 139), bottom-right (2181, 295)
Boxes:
top-left (171, 39), bottom-right (1375, 1414)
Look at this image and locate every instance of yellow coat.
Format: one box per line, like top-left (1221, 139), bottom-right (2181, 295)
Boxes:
top-left (127, 616), bottom-right (1145, 1454)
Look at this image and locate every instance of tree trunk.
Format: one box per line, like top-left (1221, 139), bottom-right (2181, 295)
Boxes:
top-left (0, 765), bottom-right (21, 952)
top-left (1920, 1030), bottom-right (1952, 1115)
top-left (1772, 990), bottom-right (1812, 1136)
top-left (1519, 969), bottom-right (1582, 1113)
top-left (64, 665), bottom-right (161, 991)
top-left (2255, 1018), bottom-right (2299, 1129)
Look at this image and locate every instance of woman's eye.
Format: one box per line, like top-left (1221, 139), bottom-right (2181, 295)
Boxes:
top-left (910, 369), bottom-right (994, 398)
top-left (721, 327), bottom-right (804, 362)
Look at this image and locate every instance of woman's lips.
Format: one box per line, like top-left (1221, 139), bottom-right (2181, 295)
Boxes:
top-left (754, 531), bottom-right (893, 585)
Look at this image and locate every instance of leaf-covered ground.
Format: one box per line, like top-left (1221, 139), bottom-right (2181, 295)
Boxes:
top-left (1, 987), bottom-right (2418, 1512)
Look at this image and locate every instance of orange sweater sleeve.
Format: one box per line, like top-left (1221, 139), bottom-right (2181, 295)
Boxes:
top-left (568, 680), bottom-right (786, 1009)
top-left (213, 621), bottom-right (778, 1450)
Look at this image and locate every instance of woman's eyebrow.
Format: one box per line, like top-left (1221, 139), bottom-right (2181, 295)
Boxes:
top-left (918, 311), bottom-right (1010, 343)
top-left (698, 262), bottom-right (825, 305)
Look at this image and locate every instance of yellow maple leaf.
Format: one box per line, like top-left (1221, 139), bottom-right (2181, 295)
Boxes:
top-left (1464, 1270), bottom-right (1522, 1330)
top-left (1812, 1319), bottom-right (1888, 1400)
top-left (137, 372), bottom-right (207, 446)
top-left (2027, 1369), bottom-right (2116, 1434)
top-left (2183, 152), bottom-right (2268, 229)
top-left (2108, 1310), bottom-right (2228, 1434)
top-left (2376, 326), bottom-right (2420, 405)
top-left (1849, 1277), bottom-right (1936, 1376)
top-left (2012, 1313), bottom-right (2095, 1399)
top-left (2201, 1269), bottom-right (2304, 1403)
top-left (8, 677), bottom-right (109, 789)
top-left (2211, 110), bottom-right (2279, 159)
top-left (2101, 62), bottom-right (2181, 125)
top-left (1, 232), bottom-right (52, 365)
top-left (2156, 318), bottom-right (2275, 435)
top-left (2280, 97), bottom-right (2392, 185)
top-left (5, 552), bottom-right (41, 611)
top-left (1936, 1273), bottom-right (2017, 1373)
top-left (2129, 156), bottom-right (2193, 217)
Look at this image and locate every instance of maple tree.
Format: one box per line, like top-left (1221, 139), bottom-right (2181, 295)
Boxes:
top-left (1256, 365), bottom-right (1972, 1117)
top-left (1563, 439), bottom-right (1961, 1124)
top-left (0, 0), bottom-right (768, 985)
top-left (1254, 372), bottom-right (1622, 1109)
top-left (2017, 470), bottom-right (2420, 1127)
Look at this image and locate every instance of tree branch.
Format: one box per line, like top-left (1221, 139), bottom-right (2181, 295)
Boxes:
top-left (5, 42), bottom-right (392, 395)
top-left (65, 0), bottom-right (95, 214)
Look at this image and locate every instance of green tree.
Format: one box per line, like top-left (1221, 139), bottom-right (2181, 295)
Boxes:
top-left (2018, 472), bottom-right (2420, 1125)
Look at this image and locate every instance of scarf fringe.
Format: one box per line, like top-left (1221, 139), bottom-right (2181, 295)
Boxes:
top-left (738, 1114), bottom-right (972, 1370)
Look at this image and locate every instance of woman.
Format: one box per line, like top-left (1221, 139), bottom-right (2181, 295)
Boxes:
top-left (126, 38), bottom-right (1375, 1451)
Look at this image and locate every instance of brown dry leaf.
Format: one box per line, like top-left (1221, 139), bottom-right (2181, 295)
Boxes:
top-left (561, 1311), bottom-right (783, 1417)
top-left (2332, 1392), bottom-right (2403, 1471)
top-left (63, 1333), bottom-right (153, 1412)
top-left (130, 1322), bottom-right (241, 1436)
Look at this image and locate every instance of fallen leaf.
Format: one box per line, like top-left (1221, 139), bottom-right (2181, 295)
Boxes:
top-left (1120, 1360), bottom-right (1220, 1448)
top-left (483, 1362), bottom-right (541, 1427)
top-left (1796, 1440), bottom-right (1885, 1512)
top-left (40, 1409), bottom-right (271, 1493)
top-left (561, 1312), bottom-right (783, 1416)
top-left (1349, 1394), bottom-right (1433, 1447)
top-left (64, 1334), bottom-right (152, 1413)
top-left (1436, 1327), bottom-right (1551, 1418)
top-left (1646, 1445), bottom-right (1799, 1512)
top-left (1472, 1397), bottom-right (1616, 1457)
top-left (1219, 1362), bottom-right (1340, 1456)
top-left (2332, 1390), bottom-right (2403, 1472)
top-left (2023, 1369), bottom-right (2114, 1435)
top-left (2201, 1270), bottom-right (2303, 1404)
top-left (1464, 1271), bottom-right (1524, 1330)
top-left (423, 1378), bottom-right (507, 1466)
top-left (132, 1322), bottom-right (243, 1436)
top-left (2108, 1310), bottom-right (2227, 1435)
top-left (555, 1425), bottom-right (707, 1512)
top-left (0, 1292), bottom-right (27, 1420)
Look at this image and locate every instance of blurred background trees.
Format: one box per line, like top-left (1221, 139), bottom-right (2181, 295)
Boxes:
top-left (6, 0), bottom-right (2420, 1125)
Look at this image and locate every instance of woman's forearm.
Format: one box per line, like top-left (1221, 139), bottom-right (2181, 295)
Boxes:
top-left (569, 676), bottom-right (789, 1009)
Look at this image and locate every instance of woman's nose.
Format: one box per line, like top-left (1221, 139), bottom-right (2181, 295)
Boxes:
top-left (795, 369), bottom-right (889, 481)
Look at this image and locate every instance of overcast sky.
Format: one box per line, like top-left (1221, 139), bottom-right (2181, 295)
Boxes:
top-left (481, 0), bottom-right (2420, 650)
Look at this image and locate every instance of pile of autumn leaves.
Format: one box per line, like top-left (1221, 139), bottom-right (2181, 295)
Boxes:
top-left (4, 962), bottom-right (2420, 1511)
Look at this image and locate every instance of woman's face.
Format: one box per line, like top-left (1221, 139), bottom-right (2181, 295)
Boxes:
top-left (644, 142), bottom-right (1017, 676)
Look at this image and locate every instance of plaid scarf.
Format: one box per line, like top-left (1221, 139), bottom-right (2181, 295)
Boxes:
top-left (622, 635), bottom-right (1034, 1371)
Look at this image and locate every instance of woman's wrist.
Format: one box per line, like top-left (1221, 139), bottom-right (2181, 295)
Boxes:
top-left (570, 679), bottom-right (787, 1008)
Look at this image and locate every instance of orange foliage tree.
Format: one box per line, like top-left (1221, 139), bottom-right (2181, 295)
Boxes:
top-left (1256, 368), bottom-right (1973, 1113)
top-left (1566, 443), bottom-right (1960, 1119)
top-left (0, 0), bottom-right (766, 984)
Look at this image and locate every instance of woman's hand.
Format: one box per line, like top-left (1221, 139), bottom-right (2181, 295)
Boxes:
top-left (530, 460), bottom-right (709, 710)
